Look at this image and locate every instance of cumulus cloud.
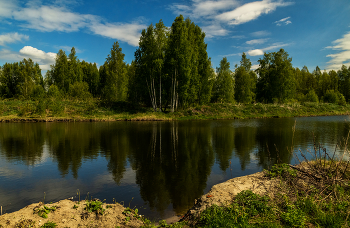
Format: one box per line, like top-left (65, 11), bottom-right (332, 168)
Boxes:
top-left (216, 0), bottom-right (293, 25)
top-left (19, 46), bottom-right (56, 70)
top-left (0, 0), bottom-right (145, 46)
top-left (201, 24), bottom-right (229, 38)
top-left (247, 42), bottom-right (290, 56)
top-left (0, 32), bottom-right (29, 46)
top-left (274, 16), bottom-right (291, 26)
top-left (246, 38), bottom-right (269, 45)
top-left (90, 22), bottom-right (146, 46)
top-left (0, 46), bottom-right (56, 71)
top-left (326, 31), bottom-right (350, 70)
top-left (248, 49), bottom-right (264, 56)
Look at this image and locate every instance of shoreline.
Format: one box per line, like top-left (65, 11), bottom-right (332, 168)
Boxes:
top-left (0, 171), bottom-right (275, 227)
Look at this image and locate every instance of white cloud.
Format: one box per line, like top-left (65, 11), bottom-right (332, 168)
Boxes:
top-left (246, 38), bottom-right (269, 45)
top-left (202, 24), bottom-right (229, 38)
top-left (90, 22), bottom-right (146, 46)
top-left (0, 32), bottom-right (29, 46)
top-left (19, 46), bottom-right (56, 70)
top-left (0, 46), bottom-right (56, 71)
top-left (248, 49), bottom-right (264, 56)
top-left (170, 0), bottom-right (292, 38)
top-left (251, 30), bottom-right (271, 37)
top-left (326, 31), bottom-right (350, 70)
top-left (251, 64), bottom-right (260, 70)
top-left (216, 0), bottom-right (293, 25)
top-left (274, 16), bottom-right (291, 26)
top-left (0, 0), bottom-right (145, 46)
top-left (247, 42), bottom-right (290, 56)
top-left (171, 0), bottom-right (239, 18)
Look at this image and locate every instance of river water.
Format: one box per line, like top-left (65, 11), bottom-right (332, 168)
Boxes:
top-left (0, 116), bottom-right (350, 220)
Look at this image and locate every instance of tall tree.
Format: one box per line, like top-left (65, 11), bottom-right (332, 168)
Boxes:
top-left (49, 49), bottom-right (69, 93)
top-left (100, 42), bottom-right (127, 102)
top-left (68, 47), bottom-right (83, 85)
top-left (256, 49), bottom-right (295, 103)
top-left (234, 53), bottom-right (256, 103)
top-left (338, 65), bottom-right (350, 101)
top-left (212, 57), bottom-right (234, 103)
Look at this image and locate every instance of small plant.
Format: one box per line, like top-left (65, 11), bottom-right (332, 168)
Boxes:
top-left (84, 200), bottom-right (105, 215)
top-left (265, 163), bottom-right (297, 178)
top-left (40, 221), bottom-right (57, 228)
top-left (73, 204), bottom-right (79, 209)
top-left (35, 205), bottom-right (57, 219)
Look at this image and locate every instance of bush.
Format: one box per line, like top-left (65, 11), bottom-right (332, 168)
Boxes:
top-left (47, 85), bottom-right (62, 99)
top-left (31, 85), bottom-right (46, 100)
top-left (323, 90), bottom-right (346, 105)
top-left (304, 90), bottom-right (319, 103)
top-left (69, 82), bottom-right (92, 99)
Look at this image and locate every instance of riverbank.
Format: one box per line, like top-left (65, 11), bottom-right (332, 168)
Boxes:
top-left (2, 158), bottom-right (349, 227)
top-left (1, 99), bottom-right (350, 122)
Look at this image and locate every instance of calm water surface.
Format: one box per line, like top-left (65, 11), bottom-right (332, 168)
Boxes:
top-left (0, 116), bottom-right (350, 220)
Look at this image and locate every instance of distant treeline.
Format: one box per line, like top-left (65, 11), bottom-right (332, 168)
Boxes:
top-left (0, 15), bottom-right (350, 111)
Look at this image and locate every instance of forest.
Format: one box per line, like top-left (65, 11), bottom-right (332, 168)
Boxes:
top-left (1, 15), bottom-right (350, 112)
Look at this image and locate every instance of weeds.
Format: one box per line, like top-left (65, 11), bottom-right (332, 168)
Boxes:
top-left (35, 205), bottom-right (57, 219)
top-left (84, 199), bottom-right (105, 215)
top-left (40, 221), bottom-right (57, 228)
top-left (189, 134), bottom-right (350, 228)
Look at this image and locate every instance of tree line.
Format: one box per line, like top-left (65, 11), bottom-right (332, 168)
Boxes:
top-left (1, 15), bottom-right (350, 111)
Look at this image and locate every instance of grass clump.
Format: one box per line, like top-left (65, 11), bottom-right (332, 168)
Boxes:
top-left (34, 205), bottom-right (57, 219)
top-left (40, 221), bottom-right (57, 228)
top-left (84, 199), bottom-right (105, 215)
top-left (187, 137), bottom-right (350, 228)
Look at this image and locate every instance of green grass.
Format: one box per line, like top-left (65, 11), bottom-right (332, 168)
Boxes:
top-left (1, 98), bottom-right (350, 122)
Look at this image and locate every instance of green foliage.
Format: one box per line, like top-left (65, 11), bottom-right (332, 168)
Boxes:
top-left (84, 200), bottom-right (105, 215)
top-left (68, 81), bottom-right (92, 99)
top-left (35, 205), bottom-right (57, 218)
top-left (47, 85), bottom-right (62, 99)
top-left (265, 163), bottom-right (297, 178)
top-left (100, 42), bottom-right (128, 102)
top-left (324, 90), bottom-right (346, 105)
top-left (281, 204), bottom-right (306, 227)
top-left (256, 49), bottom-right (296, 103)
top-left (212, 57), bottom-right (234, 103)
top-left (304, 89), bottom-right (319, 103)
top-left (234, 53), bottom-right (256, 104)
top-left (40, 221), bottom-right (57, 228)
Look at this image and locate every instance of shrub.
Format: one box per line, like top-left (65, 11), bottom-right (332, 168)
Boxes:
top-left (69, 82), bottom-right (92, 100)
top-left (304, 90), bottom-right (319, 103)
top-left (47, 85), bottom-right (62, 99)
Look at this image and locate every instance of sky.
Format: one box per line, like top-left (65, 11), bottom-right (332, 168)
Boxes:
top-left (0, 0), bottom-right (349, 75)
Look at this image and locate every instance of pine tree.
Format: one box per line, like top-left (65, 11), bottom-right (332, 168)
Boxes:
top-left (234, 53), bottom-right (256, 103)
top-left (212, 57), bottom-right (234, 103)
top-left (100, 42), bottom-right (127, 102)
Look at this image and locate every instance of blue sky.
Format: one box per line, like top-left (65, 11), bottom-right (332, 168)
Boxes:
top-left (0, 0), bottom-right (349, 75)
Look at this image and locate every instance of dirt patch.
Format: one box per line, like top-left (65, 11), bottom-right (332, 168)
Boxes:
top-left (0, 199), bottom-right (144, 228)
top-left (181, 171), bottom-right (280, 221)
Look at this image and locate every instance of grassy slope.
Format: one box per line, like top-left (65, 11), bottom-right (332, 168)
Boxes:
top-left (1, 99), bottom-right (350, 122)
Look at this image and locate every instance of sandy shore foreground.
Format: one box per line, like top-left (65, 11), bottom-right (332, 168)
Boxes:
top-left (0, 171), bottom-right (278, 227)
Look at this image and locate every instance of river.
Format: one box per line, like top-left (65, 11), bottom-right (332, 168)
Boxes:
top-left (0, 116), bottom-right (349, 220)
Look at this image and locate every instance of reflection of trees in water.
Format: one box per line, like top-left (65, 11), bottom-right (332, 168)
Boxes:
top-left (0, 123), bottom-right (45, 165)
top-left (212, 124), bottom-right (235, 171)
top-left (234, 126), bottom-right (257, 170)
top-left (46, 123), bottom-right (100, 178)
top-left (2, 118), bottom-right (350, 215)
top-left (130, 121), bottom-right (214, 216)
top-left (101, 123), bottom-right (130, 185)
